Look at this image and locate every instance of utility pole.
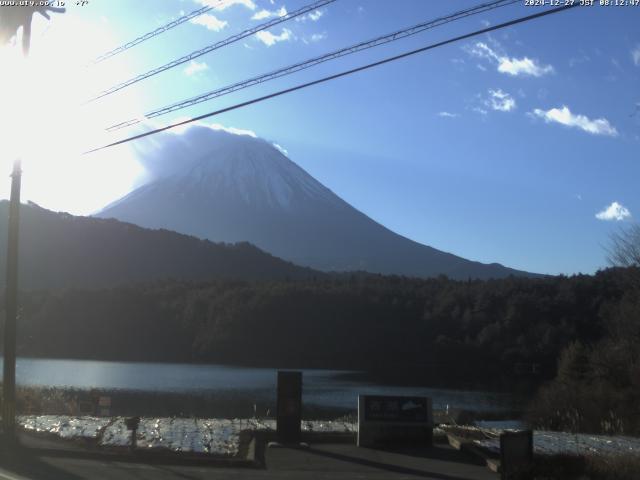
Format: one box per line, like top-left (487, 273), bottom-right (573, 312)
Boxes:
top-left (0, 4), bottom-right (64, 441)
top-left (2, 160), bottom-right (21, 439)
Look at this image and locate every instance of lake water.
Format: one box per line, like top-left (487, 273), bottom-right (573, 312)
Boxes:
top-left (5, 358), bottom-right (517, 412)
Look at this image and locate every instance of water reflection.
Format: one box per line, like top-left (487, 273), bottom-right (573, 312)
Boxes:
top-left (5, 358), bottom-right (517, 412)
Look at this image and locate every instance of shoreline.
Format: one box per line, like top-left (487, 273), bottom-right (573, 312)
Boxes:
top-left (13, 385), bottom-right (524, 422)
top-left (6, 356), bottom-right (541, 393)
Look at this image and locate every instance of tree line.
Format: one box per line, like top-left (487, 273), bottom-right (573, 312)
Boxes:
top-left (8, 267), bottom-right (634, 391)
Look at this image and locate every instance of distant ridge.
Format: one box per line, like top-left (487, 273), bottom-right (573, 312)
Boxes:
top-left (98, 125), bottom-right (537, 280)
top-left (0, 201), bottom-right (318, 290)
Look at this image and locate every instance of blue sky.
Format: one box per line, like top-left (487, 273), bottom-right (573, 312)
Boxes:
top-left (2, 0), bottom-right (639, 275)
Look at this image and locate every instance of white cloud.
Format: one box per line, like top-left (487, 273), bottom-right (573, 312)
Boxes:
top-left (190, 14), bottom-right (228, 31)
top-left (296, 9), bottom-right (324, 22)
top-left (568, 52), bottom-right (590, 67)
top-left (596, 202), bottom-right (631, 221)
top-left (468, 42), bottom-right (499, 61)
top-left (184, 60), bottom-right (209, 76)
top-left (486, 89), bottom-right (516, 112)
top-left (531, 106), bottom-right (618, 136)
top-left (209, 123), bottom-right (257, 137)
top-left (303, 32), bottom-right (327, 44)
top-left (467, 42), bottom-right (554, 77)
top-left (255, 28), bottom-right (292, 46)
top-left (632, 45), bottom-right (640, 66)
top-left (252, 10), bottom-right (271, 20)
top-left (308, 9), bottom-right (323, 21)
top-left (437, 111), bottom-right (459, 118)
top-left (273, 143), bottom-right (288, 155)
top-left (473, 107), bottom-right (488, 116)
top-left (498, 56), bottom-right (554, 77)
top-left (251, 6), bottom-right (287, 20)
top-left (611, 58), bottom-right (622, 71)
top-left (197, 0), bottom-right (256, 10)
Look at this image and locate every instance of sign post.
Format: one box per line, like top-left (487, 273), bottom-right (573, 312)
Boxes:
top-left (276, 371), bottom-right (302, 444)
top-left (500, 430), bottom-right (533, 480)
top-left (2, 160), bottom-right (21, 439)
top-left (0, 4), bottom-right (65, 442)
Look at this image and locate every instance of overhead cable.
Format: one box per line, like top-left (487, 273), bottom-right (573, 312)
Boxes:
top-left (92, 2), bottom-right (223, 64)
top-left (84, 3), bottom-right (578, 155)
top-left (107, 0), bottom-right (520, 132)
top-left (88, 0), bottom-right (336, 101)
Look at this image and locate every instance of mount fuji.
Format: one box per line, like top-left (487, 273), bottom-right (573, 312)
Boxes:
top-left (97, 125), bottom-right (533, 279)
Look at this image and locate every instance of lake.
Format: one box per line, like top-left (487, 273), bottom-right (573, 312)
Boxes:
top-left (5, 358), bottom-right (518, 412)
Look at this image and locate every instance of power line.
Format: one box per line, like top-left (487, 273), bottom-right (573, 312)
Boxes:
top-left (88, 0), bottom-right (336, 102)
top-left (107, 0), bottom-right (520, 132)
top-left (84, 3), bottom-right (579, 155)
top-left (91, 2), bottom-right (224, 65)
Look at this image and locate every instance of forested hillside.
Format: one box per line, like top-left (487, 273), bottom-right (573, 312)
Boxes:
top-left (0, 202), bottom-right (318, 289)
top-left (12, 268), bottom-right (633, 387)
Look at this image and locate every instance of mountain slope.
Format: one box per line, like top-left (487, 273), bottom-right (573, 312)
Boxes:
top-left (98, 125), bottom-right (535, 280)
top-left (0, 201), bottom-right (317, 290)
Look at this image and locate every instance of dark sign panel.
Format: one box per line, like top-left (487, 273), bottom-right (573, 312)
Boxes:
top-left (364, 395), bottom-right (428, 422)
top-left (500, 430), bottom-right (533, 480)
top-left (276, 371), bottom-right (302, 443)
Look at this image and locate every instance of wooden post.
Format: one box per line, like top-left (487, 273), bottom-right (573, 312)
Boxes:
top-left (2, 159), bottom-right (21, 439)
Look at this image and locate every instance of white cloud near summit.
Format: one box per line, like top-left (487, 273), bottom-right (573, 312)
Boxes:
top-left (210, 123), bottom-right (257, 138)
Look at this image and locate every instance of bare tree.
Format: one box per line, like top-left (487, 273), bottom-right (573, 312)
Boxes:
top-left (607, 224), bottom-right (640, 268)
top-left (607, 223), bottom-right (640, 293)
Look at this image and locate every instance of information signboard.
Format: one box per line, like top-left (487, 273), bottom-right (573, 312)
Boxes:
top-left (364, 395), bottom-right (430, 422)
top-left (358, 395), bottom-right (433, 447)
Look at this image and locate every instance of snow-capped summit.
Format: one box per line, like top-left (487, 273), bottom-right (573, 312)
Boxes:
top-left (98, 125), bottom-right (533, 279)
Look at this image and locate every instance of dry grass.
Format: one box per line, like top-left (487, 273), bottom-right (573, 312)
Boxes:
top-left (1, 384), bottom-right (352, 419)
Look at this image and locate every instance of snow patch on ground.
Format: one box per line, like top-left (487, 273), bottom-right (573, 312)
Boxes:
top-left (20, 416), bottom-right (640, 459)
top-left (21, 416), bottom-right (111, 439)
top-left (18, 416), bottom-right (356, 457)
top-left (475, 430), bottom-right (640, 457)
top-left (474, 420), bottom-right (526, 430)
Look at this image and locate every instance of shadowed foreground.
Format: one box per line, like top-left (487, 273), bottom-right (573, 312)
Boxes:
top-left (0, 436), bottom-right (496, 480)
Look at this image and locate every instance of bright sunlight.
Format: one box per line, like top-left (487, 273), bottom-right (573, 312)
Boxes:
top-left (0, 11), bottom-right (143, 214)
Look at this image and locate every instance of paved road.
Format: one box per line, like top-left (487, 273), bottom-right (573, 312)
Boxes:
top-left (0, 443), bottom-right (496, 480)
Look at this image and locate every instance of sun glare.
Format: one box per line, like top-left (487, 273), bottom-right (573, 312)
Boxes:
top-left (0, 12), bottom-right (144, 215)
